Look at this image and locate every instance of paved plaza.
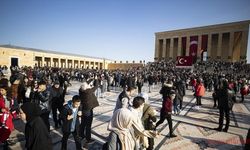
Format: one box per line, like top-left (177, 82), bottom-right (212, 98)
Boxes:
top-left (5, 81), bottom-right (250, 150)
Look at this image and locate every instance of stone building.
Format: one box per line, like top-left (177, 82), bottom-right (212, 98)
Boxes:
top-left (0, 45), bottom-right (112, 69)
top-left (155, 20), bottom-right (250, 62)
top-left (108, 60), bottom-right (144, 70)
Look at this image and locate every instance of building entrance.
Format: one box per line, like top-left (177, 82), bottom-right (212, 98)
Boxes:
top-left (11, 57), bottom-right (18, 67)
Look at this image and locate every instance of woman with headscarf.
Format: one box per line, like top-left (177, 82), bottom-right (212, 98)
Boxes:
top-left (20, 102), bottom-right (52, 150)
top-left (104, 108), bottom-right (158, 150)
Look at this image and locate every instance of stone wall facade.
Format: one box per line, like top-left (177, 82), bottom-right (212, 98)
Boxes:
top-left (155, 20), bottom-right (250, 62)
top-left (0, 45), bottom-right (111, 69)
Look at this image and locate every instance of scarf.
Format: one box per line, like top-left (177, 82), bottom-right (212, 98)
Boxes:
top-left (108, 108), bottom-right (135, 150)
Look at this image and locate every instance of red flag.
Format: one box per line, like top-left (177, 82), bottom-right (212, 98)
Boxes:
top-left (189, 36), bottom-right (198, 57)
top-left (176, 56), bottom-right (193, 67)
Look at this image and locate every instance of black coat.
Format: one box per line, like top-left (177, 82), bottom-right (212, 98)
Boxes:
top-left (31, 90), bottom-right (50, 112)
top-left (79, 85), bottom-right (99, 111)
top-left (175, 80), bottom-right (186, 97)
top-left (217, 88), bottom-right (234, 110)
top-left (25, 117), bottom-right (52, 150)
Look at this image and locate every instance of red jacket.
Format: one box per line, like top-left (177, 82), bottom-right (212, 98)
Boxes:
top-left (195, 83), bottom-right (205, 97)
top-left (240, 85), bottom-right (249, 95)
top-left (0, 95), bottom-right (14, 143)
top-left (191, 79), bottom-right (197, 87)
top-left (0, 95), bottom-right (15, 129)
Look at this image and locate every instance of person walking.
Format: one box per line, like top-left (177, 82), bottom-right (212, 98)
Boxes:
top-left (154, 90), bottom-right (177, 138)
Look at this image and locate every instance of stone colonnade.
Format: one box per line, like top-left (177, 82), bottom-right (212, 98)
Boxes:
top-left (155, 20), bottom-right (250, 62)
top-left (35, 56), bottom-right (103, 69)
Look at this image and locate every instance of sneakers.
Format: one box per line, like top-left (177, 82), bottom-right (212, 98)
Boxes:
top-left (86, 139), bottom-right (95, 144)
top-left (194, 106), bottom-right (200, 110)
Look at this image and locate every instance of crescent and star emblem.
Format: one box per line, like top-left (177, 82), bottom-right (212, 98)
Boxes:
top-left (178, 58), bottom-right (187, 64)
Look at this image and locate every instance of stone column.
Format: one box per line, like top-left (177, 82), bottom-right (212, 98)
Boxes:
top-left (155, 38), bottom-right (159, 61)
top-left (217, 33), bottom-right (222, 58)
top-left (77, 60), bottom-right (80, 69)
top-left (198, 35), bottom-right (202, 59)
top-left (50, 58), bottom-right (52, 67)
top-left (228, 32), bottom-right (234, 60)
top-left (42, 57), bottom-right (45, 67)
top-left (186, 36), bottom-right (190, 56)
top-left (65, 59), bottom-right (67, 68)
top-left (162, 39), bottom-right (166, 59)
top-left (241, 30), bottom-right (248, 59)
top-left (72, 60), bottom-right (75, 68)
top-left (207, 34), bottom-right (212, 59)
top-left (49, 58), bottom-right (52, 67)
top-left (83, 61), bottom-right (85, 69)
top-left (94, 62), bottom-right (97, 69)
top-left (169, 38), bottom-right (174, 58)
top-left (177, 37), bottom-right (182, 56)
top-left (58, 58), bottom-right (61, 68)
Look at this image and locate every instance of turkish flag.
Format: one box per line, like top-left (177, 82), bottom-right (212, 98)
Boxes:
top-left (176, 56), bottom-right (193, 67)
top-left (189, 36), bottom-right (198, 57)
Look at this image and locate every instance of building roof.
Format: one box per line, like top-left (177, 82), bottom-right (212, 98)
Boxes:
top-left (0, 44), bottom-right (112, 61)
top-left (155, 20), bottom-right (250, 35)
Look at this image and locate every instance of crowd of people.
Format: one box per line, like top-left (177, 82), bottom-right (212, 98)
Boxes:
top-left (0, 59), bottom-right (250, 150)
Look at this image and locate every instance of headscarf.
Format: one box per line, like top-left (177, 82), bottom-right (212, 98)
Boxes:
top-left (108, 108), bottom-right (135, 150)
top-left (21, 102), bottom-right (41, 122)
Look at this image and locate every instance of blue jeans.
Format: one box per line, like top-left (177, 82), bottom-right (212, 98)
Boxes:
top-left (173, 104), bottom-right (180, 114)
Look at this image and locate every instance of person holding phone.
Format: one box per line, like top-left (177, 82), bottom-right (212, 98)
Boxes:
top-left (61, 95), bottom-right (82, 150)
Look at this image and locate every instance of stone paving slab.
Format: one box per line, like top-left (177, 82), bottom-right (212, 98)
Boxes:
top-left (1, 81), bottom-right (249, 150)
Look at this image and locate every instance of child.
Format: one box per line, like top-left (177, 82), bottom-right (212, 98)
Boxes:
top-left (61, 95), bottom-right (83, 150)
top-left (0, 84), bottom-right (15, 149)
top-left (173, 89), bottom-right (180, 115)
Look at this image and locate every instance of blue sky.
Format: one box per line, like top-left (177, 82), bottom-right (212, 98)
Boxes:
top-left (0, 0), bottom-right (250, 62)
